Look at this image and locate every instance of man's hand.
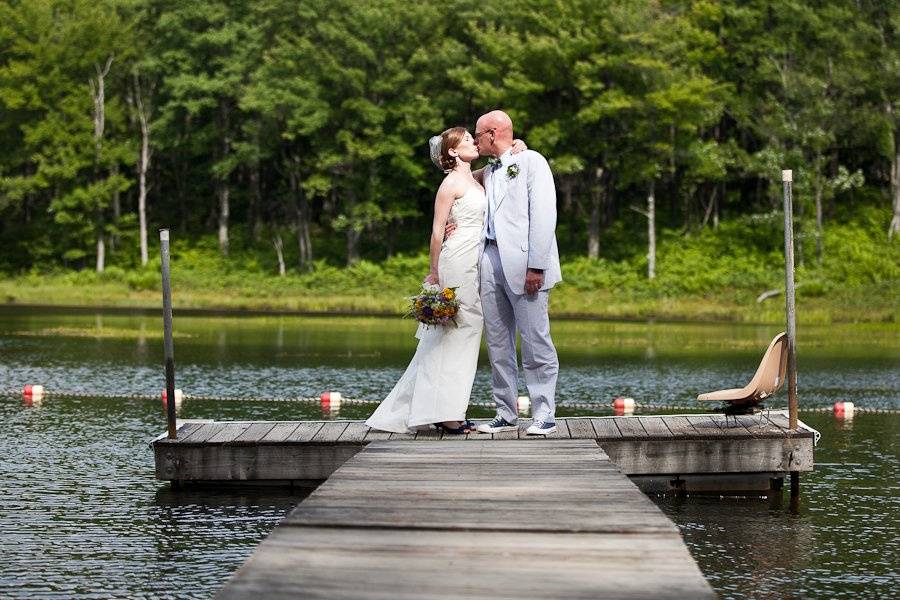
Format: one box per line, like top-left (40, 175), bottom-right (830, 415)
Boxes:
top-left (525, 268), bottom-right (544, 295)
top-left (443, 219), bottom-right (457, 241)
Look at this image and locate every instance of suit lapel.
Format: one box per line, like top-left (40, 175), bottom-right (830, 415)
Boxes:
top-left (493, 159), bottom-right (518, 213)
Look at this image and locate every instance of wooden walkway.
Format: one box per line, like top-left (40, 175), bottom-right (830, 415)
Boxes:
top-left (217, 440), bottom-right (716, 599)
top-left (154, 412), bottom-right (816, 494)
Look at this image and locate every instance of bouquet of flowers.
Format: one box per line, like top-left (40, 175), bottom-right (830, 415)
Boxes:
top-left (406, 283), bottom-right (460, 327)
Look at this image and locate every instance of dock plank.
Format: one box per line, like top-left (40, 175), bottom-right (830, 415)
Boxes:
top-left (337, 422), bottom-right (370, 442)
top-left (175, 422), bottom-right (214, 443)
top-left (180, 422), bottom-right (228, 444)
top-left (590, 417), bottom-right (622, 439)
top-left (219, 528), bottom-right (715, 600)
top-left (259, 422), bottom-right (301, 443)
top-left (685, 415), bottom-right (725, 437)
top-left (154, 414), bottom-right (816, 493)
top-left (363, 427), bottom-right (392, 441)
top-left (312, 421), bottom-right (348, 442)
top-left (638, 417), bottom-right (674, 438)
top-left (663, 416), bottom-right (699, 437)
top-left (615, 417), bottom-right (648, 438)
top-left (220, 440), bottom-right (715, 599)
top-left (566, 418), bottom-right (597, 439)
top-left (233, 423), bottom-right (277, 443)
top-left (286, 422), bottom-right (325, 442)
top-left (206, 423), bottom-right (252, 444)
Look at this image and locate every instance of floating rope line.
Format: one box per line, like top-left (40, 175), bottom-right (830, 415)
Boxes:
top-left (3, 388), bottom-right (899, 413)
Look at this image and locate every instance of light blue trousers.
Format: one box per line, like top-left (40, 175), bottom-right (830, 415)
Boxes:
top-left (480, 243), bottom-right (559, 423)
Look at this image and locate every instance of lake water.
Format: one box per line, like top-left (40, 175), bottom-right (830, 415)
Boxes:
top-left (0, 307), bottom-right (897, 598)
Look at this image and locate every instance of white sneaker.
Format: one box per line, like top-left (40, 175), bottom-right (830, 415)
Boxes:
top-left (526, 420), bottom-right (557, 436)
top-left (475, 416), bottom-right (518, 434)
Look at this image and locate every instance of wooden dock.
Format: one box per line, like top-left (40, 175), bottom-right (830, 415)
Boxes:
top-left (153, 412), bottom-right (816, 494)
top-left (216, 439), bottom-right (716, 599)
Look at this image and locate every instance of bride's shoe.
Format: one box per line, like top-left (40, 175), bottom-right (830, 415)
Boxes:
top-left (434, 420), bottom-right (474, 434)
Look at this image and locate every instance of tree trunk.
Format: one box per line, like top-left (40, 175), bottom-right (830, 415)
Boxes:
top-left (890, 130), bottom-right (900, 239)
top-left (217, 102), bottom-right (231, 257)
top-left (272, 233), bottom-right (286, 276)
top-left (345, 184), bottom-right (360, 265)
top-left (714, 183), bottom-right (722, 229)
top-left (298, 213), bottom-right (312, 270)
top-left (587, 168), bottom-right (603, 259)
top-left (135, 78), bottom-right (151, 267)
top-left (795, 193), bottom-right (804, 269)
top-left (218, 183), bottom-right (230, 257)
top-left (588, 194), bottom-right (600, 258)
top-left (290, 170), bottom-right (313, 270)
top-left (701, 184), bottom-right (716, 228)
top-left (89, 56), bottom-right (113, 273)
top-left (250, 163), bottom-right (263, 242)
top-left (110, 163), bottom-right (120, 252)
top-left (814, 152), bottom-right (824, 264)
top-left (647, 180), bottom-right (656, 280)
top-left (96, 232), bottom-right (105, 273)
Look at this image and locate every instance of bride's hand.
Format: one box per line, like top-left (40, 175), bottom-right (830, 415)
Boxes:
top-left (423, 273), bottom-right (439, 286)
top-left (511, 138), bottom-right (528, 154)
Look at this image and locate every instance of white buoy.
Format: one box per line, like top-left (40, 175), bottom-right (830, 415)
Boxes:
top-left (23, 384), bottom-right (44, 399)
top-left (23, 384), bottom-right (44, 407)
top-left (613, 396), bottom-right (635, 410)
top-left (833, 401), bottom-right (855, 419)
top-left (321, 391), bottom-right (342, 413)
top-left (517, 395), bottom-right (530, 414)
top-left (162, 388), bottom-right (184, 410)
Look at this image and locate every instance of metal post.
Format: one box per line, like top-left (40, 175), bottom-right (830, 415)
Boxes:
top-left (782, 170), bottom-right (798, 431)
top-left (160, 229), bottom-right (177, 439)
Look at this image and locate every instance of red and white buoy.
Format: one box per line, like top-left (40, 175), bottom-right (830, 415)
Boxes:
top-left (23, 384), bottom-right (44, 407)
top-left (517, 395), bottom-right (531, 415)
top-left (162, 388), bottom-right (184, 411)
top-left (321, 391), bottom-right (342, 414)
top-left (833, 401), bottom-right (855, 419)
top-left (613, 396), bottom-right (635, 416)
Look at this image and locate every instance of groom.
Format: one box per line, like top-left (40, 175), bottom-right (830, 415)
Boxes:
top-left (473, 110), bottom-right (562, 435)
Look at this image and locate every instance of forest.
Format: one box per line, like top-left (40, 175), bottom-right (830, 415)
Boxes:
top-left (0, 0), bottom-right (897, 320)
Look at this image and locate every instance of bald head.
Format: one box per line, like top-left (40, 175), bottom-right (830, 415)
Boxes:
top-left (475, 110), bottom-right (514, 157)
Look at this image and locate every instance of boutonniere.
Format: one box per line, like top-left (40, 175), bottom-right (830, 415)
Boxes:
top-left (506, 164), bottom-right (520, 179)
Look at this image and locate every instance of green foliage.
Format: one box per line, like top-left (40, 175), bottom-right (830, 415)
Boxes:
top-left (0, 0), bottom-right (897, 311)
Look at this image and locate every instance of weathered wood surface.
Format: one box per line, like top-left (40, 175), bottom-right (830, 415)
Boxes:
top-left (217, 440), bottom-right (715, 599)
top-left (156, 413), bottom-right (813, 446)
top-left (153, 413), bottom-right (816, 490)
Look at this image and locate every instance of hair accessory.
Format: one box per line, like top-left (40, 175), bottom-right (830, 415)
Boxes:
top-left (428, 135), bottom-right (443, 170)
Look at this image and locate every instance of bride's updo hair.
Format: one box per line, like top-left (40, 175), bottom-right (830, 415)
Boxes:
top-left (428, 127), bottom-right (467, 173)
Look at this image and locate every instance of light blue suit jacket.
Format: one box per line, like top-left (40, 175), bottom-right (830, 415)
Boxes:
top-left (483, 149), bottom-right (562, 295)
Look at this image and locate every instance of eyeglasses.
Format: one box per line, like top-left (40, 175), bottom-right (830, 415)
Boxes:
top-left (473, 128), bottom-right (495, 141)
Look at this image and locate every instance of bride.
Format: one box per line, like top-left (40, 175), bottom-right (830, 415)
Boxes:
top-left (365, 127), bottom-right (523, 434)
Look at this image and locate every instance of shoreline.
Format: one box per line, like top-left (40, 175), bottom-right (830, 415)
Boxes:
top-left (2, 299), bottom-right (895, 326)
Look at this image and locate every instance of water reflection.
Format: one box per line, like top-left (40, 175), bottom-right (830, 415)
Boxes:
top-left (657, 413), bottom-right (899, 599)
top-left (0, 308), bottom-right (897, 598)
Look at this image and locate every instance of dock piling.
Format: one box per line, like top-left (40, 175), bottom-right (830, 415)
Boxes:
top-left (160, 229), bottom-right (177, 439)
top-left (782, 170), bottom-right (799, 431)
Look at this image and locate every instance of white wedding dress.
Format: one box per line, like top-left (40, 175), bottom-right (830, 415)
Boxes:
top-left (366, 186), bottom-right (486, 433)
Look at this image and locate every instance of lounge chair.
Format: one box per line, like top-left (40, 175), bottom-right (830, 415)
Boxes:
top-left (697, 332), bottom-right (788, 415)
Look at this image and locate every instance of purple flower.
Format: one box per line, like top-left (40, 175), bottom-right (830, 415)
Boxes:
top-left (423, 306), bottom-right (433, 317)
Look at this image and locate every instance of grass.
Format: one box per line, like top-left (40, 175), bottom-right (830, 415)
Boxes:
top-left (0, 262), bottom-right (895, 324)
top-left (2, 207), bottom-right (897, 324)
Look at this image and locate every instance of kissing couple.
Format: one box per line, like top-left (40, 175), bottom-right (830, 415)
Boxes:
top-left (366, 110), bottom-right (562, 436)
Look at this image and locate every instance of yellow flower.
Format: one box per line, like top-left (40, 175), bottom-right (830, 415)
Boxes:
top-left (443, 288), bottom-right (455, 300)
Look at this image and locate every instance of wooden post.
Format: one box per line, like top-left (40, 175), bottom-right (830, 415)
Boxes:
top-left (782, 170), bottom-right (798, 432)
top-left (160, 229), bottom-right (177, 439)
